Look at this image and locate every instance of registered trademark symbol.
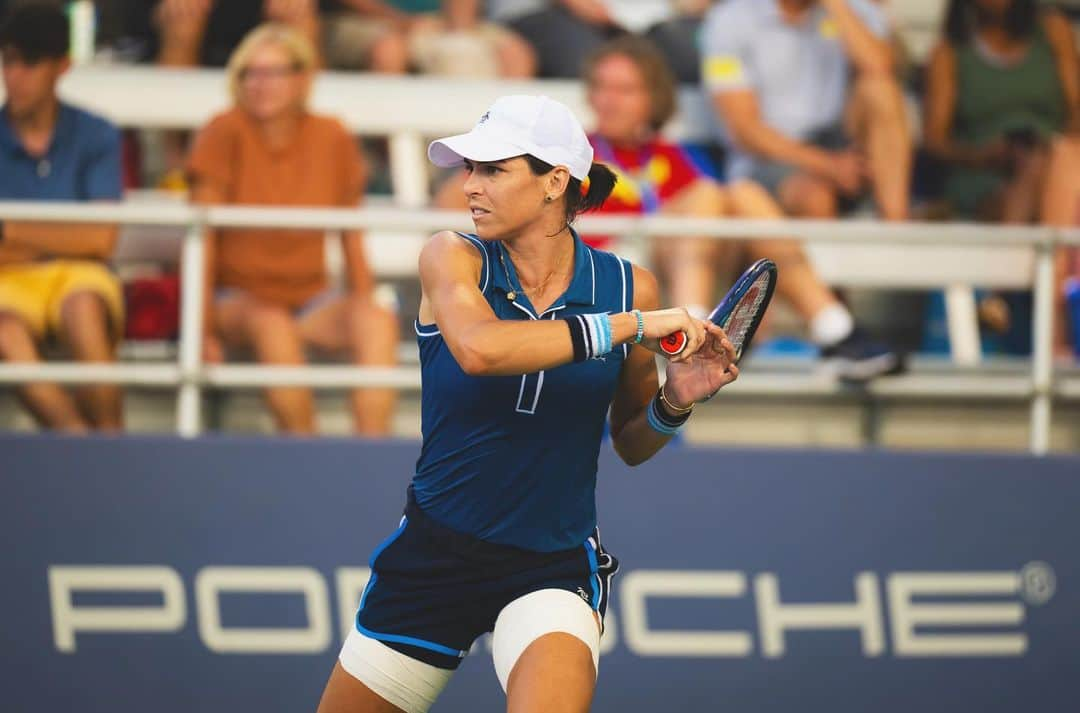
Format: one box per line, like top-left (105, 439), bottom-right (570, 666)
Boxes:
top-left (1019, 562), bottom-right (1055, 606)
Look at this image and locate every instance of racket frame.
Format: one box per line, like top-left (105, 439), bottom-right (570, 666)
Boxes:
top-left (659, 258), bottom-right (777, 361)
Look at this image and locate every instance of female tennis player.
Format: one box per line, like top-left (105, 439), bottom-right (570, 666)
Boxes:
top-left (316, 95), bottom-right (738, 713)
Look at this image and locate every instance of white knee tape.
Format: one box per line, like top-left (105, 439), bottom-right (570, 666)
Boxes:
top-left (491, 588), bottom-right (601, 693)
top-left (338, 628), bottom-right (454, 713)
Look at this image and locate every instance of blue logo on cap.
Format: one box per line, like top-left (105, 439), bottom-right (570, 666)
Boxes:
top-left (478, 111), bottom-right (490, 124)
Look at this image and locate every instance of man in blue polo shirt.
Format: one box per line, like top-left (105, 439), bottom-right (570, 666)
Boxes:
top-left (0, 4), bottom-right (125, 432)
top-left (703, 0), bottom-right (911, 222)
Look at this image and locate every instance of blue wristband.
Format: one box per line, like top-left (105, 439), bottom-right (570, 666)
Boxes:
top-left (600, 313), bottom-right (613, 354)
top-left (646, 393), bottom-right (689, 435)
top-left (582, 313), bottom-right (613, 359)
top-left (632, 309), bottom-right (644, 344)
top-left (647, 400), bottom-right (684, 435)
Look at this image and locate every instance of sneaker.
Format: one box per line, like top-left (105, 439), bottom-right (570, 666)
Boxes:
top-left (820, 327), bottom-right (905, 381)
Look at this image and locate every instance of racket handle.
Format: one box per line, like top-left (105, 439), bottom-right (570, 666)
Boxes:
top-left (660, 331), bottom-right (687, 356)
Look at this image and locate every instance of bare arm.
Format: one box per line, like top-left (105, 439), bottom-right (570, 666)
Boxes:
top-left (820, 0), bottom-right (893, 75)
top-left (443, 0), bottom-right (479, 29)
top-left (420, 231), bottom-right (633, 375)
top-left (1044, 11), bottom-right (1080, 132)
top-left (609, 267), bottom-right (667, 466)
top-left (714, 89), bottom-right (835, 176)
top-left (342, 230), bottom-right (376, 297)
top-left (418, 232), bottom-right (705, 376)
top-left (922, 41), bottom-right (1006, 169)
top-left (0, 221), bottom-right (117, 259)
top-left (610, 266), bottom-right (738, 466)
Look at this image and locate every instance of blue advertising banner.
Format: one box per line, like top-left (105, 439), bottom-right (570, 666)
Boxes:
top-left (1, 435), bottom-right (1077, 712)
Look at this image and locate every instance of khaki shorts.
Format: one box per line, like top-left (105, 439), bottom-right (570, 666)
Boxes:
top-left (323, 13), bottom-right (510, 77)
top-left (0, 260), bottom-right (125, 341)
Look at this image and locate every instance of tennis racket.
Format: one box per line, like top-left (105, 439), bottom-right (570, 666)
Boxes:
top-left (659, 258), bottom-right (778, 362)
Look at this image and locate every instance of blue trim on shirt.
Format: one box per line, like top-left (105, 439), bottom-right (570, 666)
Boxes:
top-left (414, 320), bottom-right (441, 337)
top-left (490, 228), bottom-right (596, 312)
top-left (456, 232), bottom-right (491, 293)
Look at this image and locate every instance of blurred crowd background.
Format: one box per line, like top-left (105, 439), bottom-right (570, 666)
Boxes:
top-left (0, 0), bottom-right (1079, 437)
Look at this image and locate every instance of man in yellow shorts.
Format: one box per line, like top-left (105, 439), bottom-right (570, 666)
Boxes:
top-left (0, 5), bottom-right (124, 432)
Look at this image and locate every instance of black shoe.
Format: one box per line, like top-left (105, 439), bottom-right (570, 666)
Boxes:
top-left (820, 327), bottom-right (905, 382)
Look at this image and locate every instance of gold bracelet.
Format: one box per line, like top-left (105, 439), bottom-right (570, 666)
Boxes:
top-left (659, 382), bottom-right (694, 414)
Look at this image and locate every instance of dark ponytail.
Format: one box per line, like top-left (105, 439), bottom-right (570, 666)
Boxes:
top-left (575, 162), bottom-right (617, 218)
top-left (524, 156), bottom-right (618, 225)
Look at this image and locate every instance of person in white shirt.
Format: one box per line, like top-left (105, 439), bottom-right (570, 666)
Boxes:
top-left (703, 0), bottom-right (912, 221)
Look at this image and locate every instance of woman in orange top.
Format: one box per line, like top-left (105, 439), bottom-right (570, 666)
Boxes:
top-left (187, 23), bottom-right (399, 435)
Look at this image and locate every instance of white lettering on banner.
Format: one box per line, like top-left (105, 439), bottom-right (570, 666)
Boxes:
top-left (756, 572), bottom-right (885, 657)
top-left (195, 567), bottom-right (331, 654)
top-left (621, 571), bottom-right (753, 656)
top-left (335, 567), bottom-right (371, 643)
top-left (888, 573), bottom-right (1027, 657)
top-left (49, 566), bottom-right (186, 653)
top-left (44, 564), bottom-right (1053, 658)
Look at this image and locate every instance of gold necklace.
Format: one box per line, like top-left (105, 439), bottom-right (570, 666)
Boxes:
top-left (499, 245), bottom-right (568, 303)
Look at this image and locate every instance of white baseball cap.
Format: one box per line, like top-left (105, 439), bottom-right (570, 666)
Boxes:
top-left (428, 95), bottom-right (594, 181)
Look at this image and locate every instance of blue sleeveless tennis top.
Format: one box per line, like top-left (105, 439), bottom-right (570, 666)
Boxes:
top-left (412, 230), bottom-right (635, 552)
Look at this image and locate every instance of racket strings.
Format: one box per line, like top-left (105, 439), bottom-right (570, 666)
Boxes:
top-left (723, 274), bottom-right (771, 351)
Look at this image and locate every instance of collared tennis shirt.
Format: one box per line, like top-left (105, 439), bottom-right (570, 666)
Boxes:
top-left (0, 102), bottom-right (122, 201)
top-left (701, 0), bottom-right (889, 178)
top-left (412, 230), bottom-right (635, 552)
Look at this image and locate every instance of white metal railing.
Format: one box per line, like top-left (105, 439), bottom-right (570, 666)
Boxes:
top-left (0, 200), bottom-right (1078, 453)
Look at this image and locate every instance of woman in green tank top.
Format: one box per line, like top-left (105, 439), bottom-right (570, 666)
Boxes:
top-left (923, 0), bottom-right (1080, 357)
top-left (923, 0), bottom-right (1079, 221)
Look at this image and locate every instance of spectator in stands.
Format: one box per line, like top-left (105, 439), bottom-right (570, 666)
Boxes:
top-left (151, 0), bottom-right (322, 190)
top-left (924, 0), bottom-right (1078, 223)
top-left (584, 36), bottom-right (901, 379)
top-left (488, 0), bottom-right (711, 81)
top-left (703, 0), bottom-right (912, 221)
top-left (323, 0), bottom-right (536, 77)
top-left (923, 0), bottom-right (1080, 355)
top-left (0, 4), bottom-right (125, 432)
top-left (187, 23), bottom-right (399, 435)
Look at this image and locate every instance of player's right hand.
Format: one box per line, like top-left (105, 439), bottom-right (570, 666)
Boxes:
top-left (638, 308), bottom-right (706, 362)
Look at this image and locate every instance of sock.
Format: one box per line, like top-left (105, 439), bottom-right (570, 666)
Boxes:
top-left (810, 303), bottom-right (855, 347)
top-left (686, 304), bottom-right (710, 320)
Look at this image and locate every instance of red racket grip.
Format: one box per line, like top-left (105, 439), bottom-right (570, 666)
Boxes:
top-left (660, 331), bottom-right (687, 356)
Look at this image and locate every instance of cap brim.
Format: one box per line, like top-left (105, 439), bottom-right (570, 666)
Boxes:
top-left (428, 129), bottom-right (532, 168)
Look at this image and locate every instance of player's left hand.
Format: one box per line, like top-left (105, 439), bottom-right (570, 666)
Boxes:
top-left (663, 322), bottom-right (739, 405)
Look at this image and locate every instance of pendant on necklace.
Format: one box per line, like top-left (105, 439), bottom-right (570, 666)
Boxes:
top-left (506, 291), bottom-right (516, 301)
